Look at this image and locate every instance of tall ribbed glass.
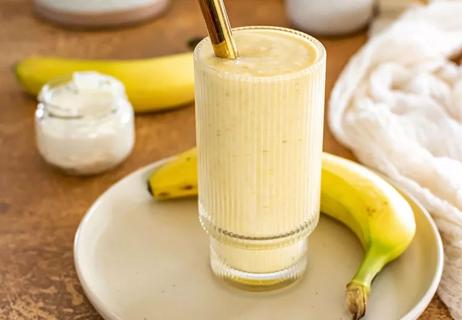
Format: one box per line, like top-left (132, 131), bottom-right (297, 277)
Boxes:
top-left (194, 26), bottom-right (326, 289)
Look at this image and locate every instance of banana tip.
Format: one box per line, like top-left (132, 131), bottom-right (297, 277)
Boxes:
top-left (147, 181), bottom-right (154, 197)
top-left (187, 37), bottom-right (204, 50)
top-left (346, 282), bottom-right (369, 320)
top-left (13, 61), bottom-right (22, 81)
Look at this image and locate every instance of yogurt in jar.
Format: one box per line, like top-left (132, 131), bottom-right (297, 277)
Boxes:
top-left (35, 72), bottom-right (135, 175)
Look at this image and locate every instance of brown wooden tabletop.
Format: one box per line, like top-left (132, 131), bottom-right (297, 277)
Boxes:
top-left (0, 0), bottom-right (453, 319)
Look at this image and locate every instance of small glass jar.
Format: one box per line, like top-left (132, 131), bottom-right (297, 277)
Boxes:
top-left (35, 72), bottom-right (135, 175)
top-left (286, 0), bottom-right (375, 36)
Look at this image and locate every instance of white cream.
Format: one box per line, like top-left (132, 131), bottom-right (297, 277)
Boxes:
top-left (35, 72), bottom-right (135, 175)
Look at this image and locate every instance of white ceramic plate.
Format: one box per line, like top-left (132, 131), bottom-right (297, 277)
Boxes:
top-left (74, 160), bottom-right (444, 320)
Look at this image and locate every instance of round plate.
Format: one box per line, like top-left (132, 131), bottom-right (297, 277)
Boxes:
top-left (74, 160), bottom-right (443, 320)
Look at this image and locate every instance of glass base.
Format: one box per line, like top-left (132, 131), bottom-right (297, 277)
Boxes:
top-left (209, 238), bottom-right (308, 291)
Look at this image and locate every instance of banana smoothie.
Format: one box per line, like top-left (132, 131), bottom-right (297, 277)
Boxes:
top-left (194, 27), bottom-right (326, 288)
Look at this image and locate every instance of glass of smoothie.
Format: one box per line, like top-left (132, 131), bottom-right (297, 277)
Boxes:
top-left (194, 26), bottom-right (326, 289)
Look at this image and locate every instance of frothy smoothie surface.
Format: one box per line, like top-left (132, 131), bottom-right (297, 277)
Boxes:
top-left (198, 29), bottom-right (319, 76)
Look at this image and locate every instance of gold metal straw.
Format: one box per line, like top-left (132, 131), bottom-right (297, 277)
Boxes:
top-left (197, 0), bottom-right (238, 59)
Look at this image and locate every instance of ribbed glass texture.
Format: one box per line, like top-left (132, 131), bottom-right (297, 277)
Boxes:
top-left (194, 26), bottom-right (326, 286)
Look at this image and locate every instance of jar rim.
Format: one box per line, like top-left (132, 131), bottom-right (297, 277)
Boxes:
top-left (38, 72), bottom-right (127, 120)
top-left (37, 101), bottom-right (118, 120)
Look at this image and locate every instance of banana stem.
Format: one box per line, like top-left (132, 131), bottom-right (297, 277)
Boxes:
top-left (346, 248), bottom-right (387, 319)
top-left (346, 281), bottom-right (369, 320)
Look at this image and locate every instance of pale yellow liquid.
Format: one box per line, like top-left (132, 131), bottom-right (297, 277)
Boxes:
top-left (194, 28), bottom-right (325, 286)
top-left (199, 29), bottom-right (318, 76)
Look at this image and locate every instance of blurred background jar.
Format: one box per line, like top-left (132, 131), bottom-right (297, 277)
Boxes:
top-left (35, 72), bottom-right (135, 175)
top-left (33, 0), bottom-right (170, 28)
top-left (286, 0), bottom-right (376, 36)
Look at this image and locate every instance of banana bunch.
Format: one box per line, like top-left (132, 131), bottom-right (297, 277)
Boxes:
top-left (15, 53), bottom-right (194, 112)
top-left (148, 148), bottom-right (416, 319)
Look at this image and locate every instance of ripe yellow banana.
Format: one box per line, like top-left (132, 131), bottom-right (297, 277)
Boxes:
top-left (147, 148), bottom-right (416, 320)
top-left (320, 153), bottom-right (416, 319)
top-left (148, 148), bottom-right (198, 200)
top-left (15, 52), bottom-right (194, 113)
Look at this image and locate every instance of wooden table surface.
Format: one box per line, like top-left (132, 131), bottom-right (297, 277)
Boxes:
top-left (0, 0), bottom-right (453, 319)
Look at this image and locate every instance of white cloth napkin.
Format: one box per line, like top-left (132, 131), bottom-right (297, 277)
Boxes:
top-left (329, 2), bottom-right (462, 318)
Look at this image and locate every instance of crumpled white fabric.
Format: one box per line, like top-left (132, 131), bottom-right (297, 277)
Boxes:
top-left (329, 2), bottom-right (462, 319)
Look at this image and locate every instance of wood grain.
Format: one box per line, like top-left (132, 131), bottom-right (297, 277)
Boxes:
top-left (0, 0), bottom-right (452, 319)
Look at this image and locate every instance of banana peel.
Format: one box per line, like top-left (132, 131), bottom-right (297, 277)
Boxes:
top-left (15, 52), bottom-right (195, 113)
